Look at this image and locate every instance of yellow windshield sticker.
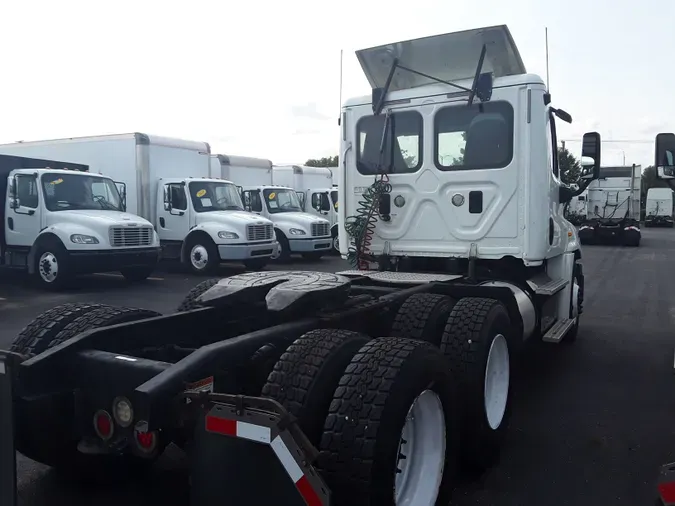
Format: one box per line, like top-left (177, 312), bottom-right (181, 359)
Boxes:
top-left (268, 192), bottom-right (276, 200)
top-left (334, 201), bottom-right (339, 208)
top-left (50, 178), bottom-right (64, 185)
top-left (196, 189), bottom-right (206, 198)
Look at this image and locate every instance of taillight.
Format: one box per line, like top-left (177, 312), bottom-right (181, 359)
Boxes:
top-left (93, 410), bottom-right (114, 440)
top-left (133, 421), bottom-right (158, 454)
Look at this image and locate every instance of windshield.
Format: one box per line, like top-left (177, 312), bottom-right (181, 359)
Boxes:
top-left (330, 190), bottom-right (338, 210)
top-left (188, 181), bottom-right (244, 212)
top-left (41, 173), bottom-right (122, 212)
top-left (262, 188), bottom-right (303, 214)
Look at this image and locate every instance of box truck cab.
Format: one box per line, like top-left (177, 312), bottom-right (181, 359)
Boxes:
top-left (272, 165), bottom-right (340, 253)
top-left (645, 187), bottom-right (673, 227)
top-left (211, 155), bottom-right (332, 261)
top-left (0, 134), bottom-right (278, 274)
top-left (0, 156), bottom-right (160, 289)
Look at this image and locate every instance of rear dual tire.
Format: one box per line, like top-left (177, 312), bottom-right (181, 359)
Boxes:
top-left (262, 330), bottom-right (461, 506)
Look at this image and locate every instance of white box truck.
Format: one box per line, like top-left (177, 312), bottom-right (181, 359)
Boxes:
top-left (0, 134), bottom-right (278, 274)
top-left (645, 187), bottom-right (673, 227)
top-left (210, 155), bottom-right (332, 261)
top-left (272, 165), bottom-right (340, 253)
top-left (0, 153), bottom-right (161, 289)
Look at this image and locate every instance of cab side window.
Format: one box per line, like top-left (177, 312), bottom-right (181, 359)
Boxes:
top-left (16, 175), bottom-right (38, 208)
top-left (164, 183), bottom-right (187, 211)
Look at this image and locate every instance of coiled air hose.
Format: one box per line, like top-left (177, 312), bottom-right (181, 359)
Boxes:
top-left (344, 173), bottom-right (392, 269)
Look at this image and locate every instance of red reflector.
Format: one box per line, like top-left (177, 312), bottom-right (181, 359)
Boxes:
top-left (93, 410), bottom-right (113, 439)
top-left (136, 431), bottom-right (155, 449)
top-left (205, 415), bottom-right (236, 436)
top-left (660, 481), bottom-right (675, 503)
top-left (296, 475), bottom-right (323, 506)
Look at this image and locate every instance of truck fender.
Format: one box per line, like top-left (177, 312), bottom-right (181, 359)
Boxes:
top-left (27, 233), bottom-right (66, 275)
top-left (180, 229), bottom-right (215, 265)
top-left (477, 281), bottom-right (536, 342)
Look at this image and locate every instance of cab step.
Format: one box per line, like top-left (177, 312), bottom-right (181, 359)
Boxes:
top-left (527, 273), bottom-right (568, 296)
top-left (542, 318), bottom-right (576, 343)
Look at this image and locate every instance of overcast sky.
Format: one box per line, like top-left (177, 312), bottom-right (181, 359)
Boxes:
top-left (0, 0), bottom-right (670, 167)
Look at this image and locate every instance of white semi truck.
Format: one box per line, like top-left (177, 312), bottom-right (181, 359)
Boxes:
top-left (0, 25), bottom-right (607, 506)
top-left (645, 187), bottom-right (673, 227)
top-left (577, 165), bottom-right (642, 246)
top-left (211, 155), bottom-right (332, 261)
top-left (272, 165), bottom-right (340, 253)
top-left (0, 134), bottom-right (278, 274)
top-left (0, 153), bottom-right (160, 289)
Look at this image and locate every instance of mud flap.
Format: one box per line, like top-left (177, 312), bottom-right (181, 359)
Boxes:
top-left (187, 392), bottom-right (330, 506)
top-left (0, 351), bottom-right (18, 506)
top-left (658, 462), bottom-right (675, 505)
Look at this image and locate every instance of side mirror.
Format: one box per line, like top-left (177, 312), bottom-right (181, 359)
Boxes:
top-left (655, 132), bottom-right (675, 180)
top-left (115, 181), bottom-right (127, 211)
top-left (8, 177), bottom-right (18, 209)
top-left (164, 187), bottom-right (173, 211)
top-left (320, 197), bottom-right (331, 212)
top-left (579, 132), bottom-right (601, 180)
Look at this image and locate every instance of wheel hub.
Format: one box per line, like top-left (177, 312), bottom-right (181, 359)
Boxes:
top-left (190, 245), bottom-right (209, 270)
top-left (38, 252), bottom-right (59, 283)
top-left (394, 389), bottom-right (446, 506)
top-left (484, 334), bottom-right (510, 430)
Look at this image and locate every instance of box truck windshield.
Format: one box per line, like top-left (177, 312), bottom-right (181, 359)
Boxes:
top-left (262, 188), bottom-right (303, 213)
top-left (187, 181), bottom-right (244, 212)
top-left (41, 172), bottom-right (122, 212)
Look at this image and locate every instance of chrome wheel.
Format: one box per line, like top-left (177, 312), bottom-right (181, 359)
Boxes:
top-left (190, 244), bottom-right (209, 271)
top-left (38, 252), bottom-right (59, 283)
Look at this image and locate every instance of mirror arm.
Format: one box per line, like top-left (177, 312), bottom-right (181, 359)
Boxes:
top-left (559, 179), bottom-right (593, 204)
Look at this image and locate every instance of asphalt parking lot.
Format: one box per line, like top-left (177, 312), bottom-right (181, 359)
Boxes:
top-left (2, 230), bottom-right (675, 506)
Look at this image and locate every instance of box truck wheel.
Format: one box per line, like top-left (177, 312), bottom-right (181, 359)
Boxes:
top-left (271, 230), bottom-right (290, 262)
top-left (440, 297), bottom-right (513, 472)
top-left (319, 337), bottom-right (460, 506)
top-left (331, 227), bottom-right (340, 254)
top-left (185, 235), bottom-right (219, 274)
top-left (33, 239), bottom-right (71, 290)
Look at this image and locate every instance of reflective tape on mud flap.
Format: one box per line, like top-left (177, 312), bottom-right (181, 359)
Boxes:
top-left (0, 353), bottom-right (17, 506)
top-left (205, 406), bottom-right (328, 506)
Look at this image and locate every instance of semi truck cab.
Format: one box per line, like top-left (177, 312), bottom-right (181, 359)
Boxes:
top-left (1, 166), bottom-right (160, 288)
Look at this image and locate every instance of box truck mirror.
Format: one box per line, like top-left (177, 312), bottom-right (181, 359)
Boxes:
top-left (655, 133), bottom-right (675, 180)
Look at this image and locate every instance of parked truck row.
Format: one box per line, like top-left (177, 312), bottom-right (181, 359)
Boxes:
top-left (0, 136), bottom-right (339, 287)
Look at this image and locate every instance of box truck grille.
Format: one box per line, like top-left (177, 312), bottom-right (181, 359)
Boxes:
top-left (109, 226), bottom-right (153, 247)
top-left (311, 222), bottom-right (329, 237)
top-left (247, 224), bottom-right (273, 241)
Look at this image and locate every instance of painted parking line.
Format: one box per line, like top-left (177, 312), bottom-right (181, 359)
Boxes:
top-left (93, 273), bottom-right (164, 281)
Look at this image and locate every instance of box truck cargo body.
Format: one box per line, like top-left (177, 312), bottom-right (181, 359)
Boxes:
top-left (0, 153), bottom-right (160, 288)
top-left (211, 155), bottom-right (332, 261)
top-left (0, 134), bottom-right (277, 273)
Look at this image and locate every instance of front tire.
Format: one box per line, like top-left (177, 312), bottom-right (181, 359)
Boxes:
top-left (270, 230), bottom-right (290, 262)
top-left (34, 241), bottom-right (71, 290)
top-left (331, 229), bottom-right (340, 254)
top-left (185, 236), bottom-right (219, 274)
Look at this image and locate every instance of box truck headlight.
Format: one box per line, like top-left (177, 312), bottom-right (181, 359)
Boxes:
top-left (217, 231), bottom-right (239, 240)
top-left (289, 228), bottom-right (306, 235)
top-left (70, 234), bottom-right (99, 244)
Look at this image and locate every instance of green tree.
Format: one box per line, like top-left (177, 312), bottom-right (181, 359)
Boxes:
top-left (558, 147), bottom-right (581, 184)
top-left (305, 156), bottom-right (338, 167)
